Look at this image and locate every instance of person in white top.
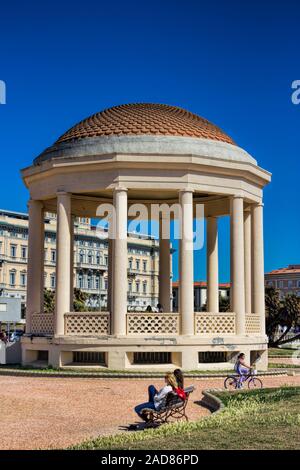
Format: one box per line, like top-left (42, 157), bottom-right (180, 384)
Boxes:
top-left (134, 373), bottom-right (177, 421)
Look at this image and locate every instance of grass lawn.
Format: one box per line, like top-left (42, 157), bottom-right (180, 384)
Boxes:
top-left (268, 347), bottom-right (298, 357)
top-left (269, 363), bottom-right (300, 369)
top-left (71, 387), bottom-right (300, 450)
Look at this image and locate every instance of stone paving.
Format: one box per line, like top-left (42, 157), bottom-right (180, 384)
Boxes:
top-left (0, 374), bottom-right (300, 450)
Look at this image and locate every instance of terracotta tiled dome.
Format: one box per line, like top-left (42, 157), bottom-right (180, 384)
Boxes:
top-left (55, 103), bottom-right (235, 145)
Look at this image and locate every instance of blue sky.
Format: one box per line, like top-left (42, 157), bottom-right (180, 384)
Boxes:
top-left (0, 0), bottom-right (299, 281)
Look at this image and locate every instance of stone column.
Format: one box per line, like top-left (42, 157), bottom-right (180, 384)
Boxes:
top-left (251, 202), bottom-right (265, 334)
top-left (159, 215), bottom-right (171, 312)
top-left (231, 196), bottom-right (245, 335)
top-left (70, 215), bottom-right (75, 311)
top-left (206, 216), bottom-right (219, 312)
top-left (55, 192), bottom-right (72, 336)
top-left (107, 237), bottom-right (114, 313)
top-left (179, 190), bottom-right (194, 335)
top-left (244, 210), bottom-right (252, 314)
top-left (26, 200), bottom-right (44, 334)
top-left (229, 198), bottom-right (233, 310)
top-left (112, 188), bottom-right (128, 335)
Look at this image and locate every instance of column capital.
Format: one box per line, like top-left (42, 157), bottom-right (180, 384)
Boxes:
top-left (56, 191), bottom-right (71, 198)
top-left (113, 186), bottom-right (128, 193)
top-left (254, 201), bottom-right (264, 208)
top-left (231, 194), bottom-right (244, 200)
top-left (27, 199), bottom-right (43, 209)
top-left (179, 188), bottom-right (194, 195)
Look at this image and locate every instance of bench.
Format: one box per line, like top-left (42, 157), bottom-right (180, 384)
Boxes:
top-left (140, 385), bottom-right (195, 426)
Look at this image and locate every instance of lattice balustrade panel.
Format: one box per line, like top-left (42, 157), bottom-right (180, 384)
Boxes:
top-left (127, 314), bottom-right (180, 335)
top-left (195, 313), bottom-right (236, 334)
top-left (246, 314), bottom-right (261, 334)
top-left (31, 313), bottom-right (54, 335)
top-left (65, 313), bottom-right (110, 335)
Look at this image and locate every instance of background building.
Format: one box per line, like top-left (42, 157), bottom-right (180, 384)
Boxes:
top-left (172, 281), bottom-right (230, 312)
top-left (265, 265), bottom-right (300, 299)
top-left (0, 209), bottom-right (162, 319)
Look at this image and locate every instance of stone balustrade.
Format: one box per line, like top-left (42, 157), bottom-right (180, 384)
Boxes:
top-left (245, 314), bottom-right (261, 334)
top-left (64, 312), bottom-right (110, 336)
top-left (31, 313), bottom-right (54, 335)
top-left (126, 313), bottom-right (180, 335)
top-left (29, 311), bottom-right (262, 336)
top-left (194, 312), bottom-right (236, 335)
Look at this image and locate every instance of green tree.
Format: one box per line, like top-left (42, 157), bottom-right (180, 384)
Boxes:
top-left (43, 287), bottom-right (90, 312)
top-left (265, 287), bottom-right (300, 347)
top-left (43, 288), bottom-right (55, 313)
top-left (73, 288), bottom-right (89, 312)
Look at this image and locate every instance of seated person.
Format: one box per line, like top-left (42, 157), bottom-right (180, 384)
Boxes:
top-left (134, 373), bottom-right (178, 421)
top-left (173, 368), bottom-right (186, 400)
top-left (234, 353), bottom-right (251, 388)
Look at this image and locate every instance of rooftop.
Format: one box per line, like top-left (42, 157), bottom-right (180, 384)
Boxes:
top-left (172, 281), bottom-right (230, 288)
top-left (266, 265), bottom-right (300, 275)
top-left (55, 103), bottom-right (235, 145)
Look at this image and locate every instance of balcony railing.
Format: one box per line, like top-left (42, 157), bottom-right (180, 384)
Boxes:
top-left (29, 312), bottom-right (261, 336)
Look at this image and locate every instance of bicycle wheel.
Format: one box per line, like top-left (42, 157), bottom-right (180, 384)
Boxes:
top-left (248, 377), bottom-right (263, 389)
top-left (224, 376), bottom-right (238, 390)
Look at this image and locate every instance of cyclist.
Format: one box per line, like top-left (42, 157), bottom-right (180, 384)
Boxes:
top-left (234, 353), bottom-right (251, 388)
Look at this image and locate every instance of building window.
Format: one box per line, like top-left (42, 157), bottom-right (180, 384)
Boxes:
top-left (10, 245), bottom-right (17, 257)
top-left (278, 280), bottom-right (284, 288)
top-left (143, 260), bottom-right (147, 272)
top-left (104, 256), bottom-right (108, 266)
top-left (87, 275), bottom-right (93, 289)
top-left (95, 276), bottom-right (100, 289)
top-left (297, 281), bottom-right (300, 288)
top-left (143, 282), bottom-right (147, 294)
top-left (9, 271), bottom-right (16, 286)
top-left (128, 282), bottom-right (132, 293)
top-left (96, 253), bottom-right (100, 265)
top-left (288, 280), bottom-right (293, 288)
top-left (129, 259), bottom-right (133, 270)
top-left (20, 272), bottom-right (27, 286)
top-left (79, 250), bottom-right (84, 263)
top-left (51, 250), bottom-right (56, 262)
top-left (21, 246), bottom-right (27, 259)
top-left (87, 252), bottom-right (93, 264)
top-left (136, 281), bottom-right (140, 293)
top-left (78, 274), bottom-right (84, 289)
top-left (136, 260), bottom-right (140, 271)
top-left (50, 274), bottom-right (56, 289)
top-left (104, 279), bottom-right (108, 290)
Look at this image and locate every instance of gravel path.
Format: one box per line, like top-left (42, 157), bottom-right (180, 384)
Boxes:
top-left (1, 374), bottom-right (300, 450)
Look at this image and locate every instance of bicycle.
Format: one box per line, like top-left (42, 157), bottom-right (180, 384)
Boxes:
top-left (224, 369), bottom-right (263, 390)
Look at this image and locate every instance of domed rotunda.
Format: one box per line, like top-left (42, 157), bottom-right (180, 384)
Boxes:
top-left (21, 103), bottom-right (271, 370)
